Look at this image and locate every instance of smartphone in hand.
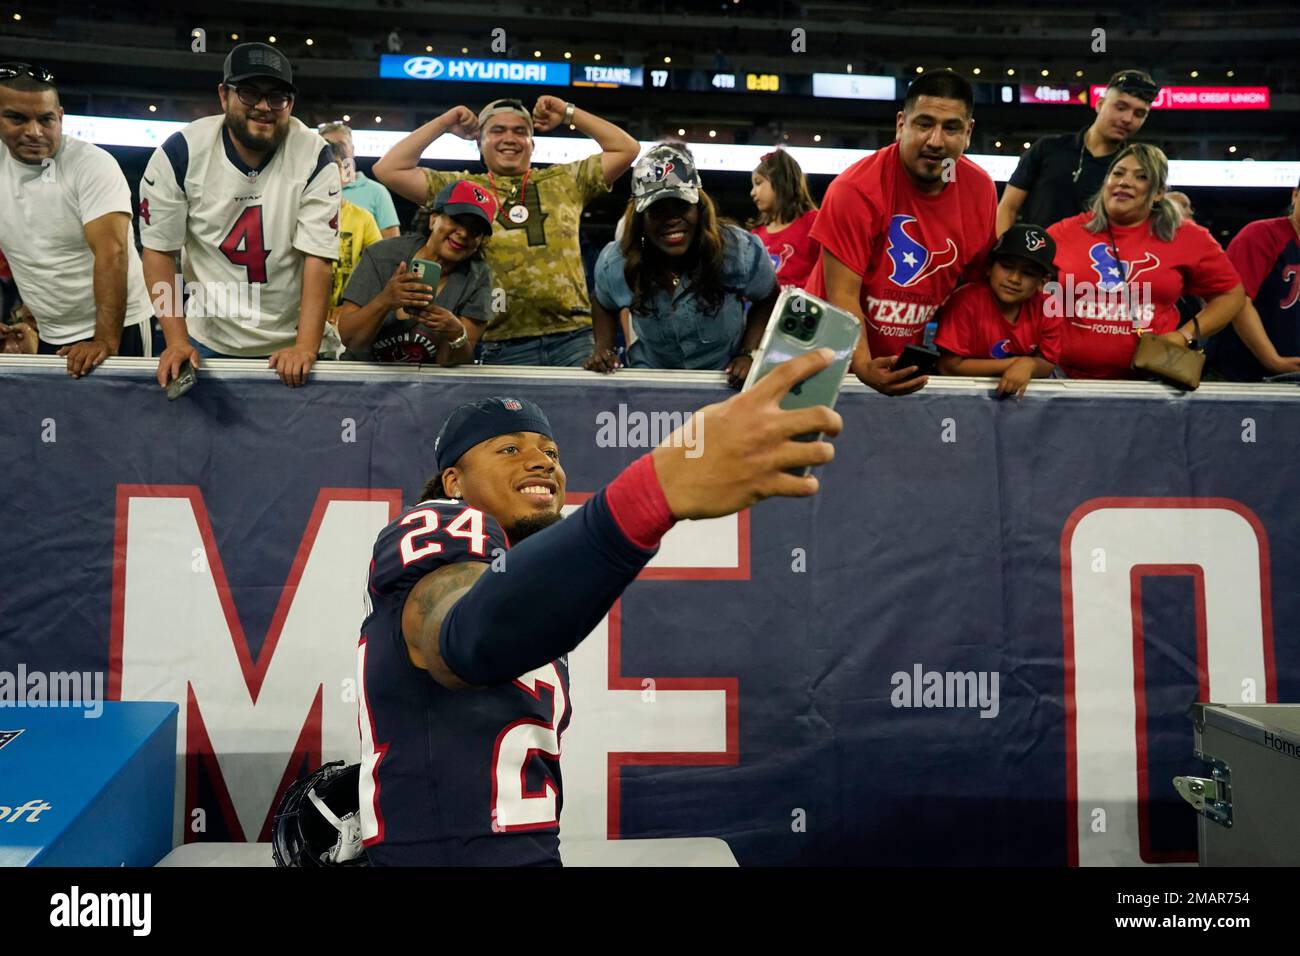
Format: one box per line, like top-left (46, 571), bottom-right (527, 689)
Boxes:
top-left (742, 288), bottom-right (859, 475)
top-left (408, 257), bottom-right (442, 291)
top-left (166, 359), bottom-right (197, 401)
top-left (895, 344), bottom-right (941, 380)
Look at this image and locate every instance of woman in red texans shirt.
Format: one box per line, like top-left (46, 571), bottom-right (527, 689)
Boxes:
top-left (1046, 144), bottom-right (1244, 379)
top-left (749, 149), bottom-right (820, 289)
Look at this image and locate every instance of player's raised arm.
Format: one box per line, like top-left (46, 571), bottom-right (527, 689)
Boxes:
top-left (402, 351), bottom-right (843, 690)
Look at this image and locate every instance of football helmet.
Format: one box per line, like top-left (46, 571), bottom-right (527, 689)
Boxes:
top-left (271, 761), bottom-right (369, 867)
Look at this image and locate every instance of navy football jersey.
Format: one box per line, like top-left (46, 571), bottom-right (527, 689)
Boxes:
top-left (357, 498), bottom-right (572, 866)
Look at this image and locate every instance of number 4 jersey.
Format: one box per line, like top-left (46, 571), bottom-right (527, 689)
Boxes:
top-left (138, 114), bottom-right (341, 356)
top-left (357, 498), bottom-right (572, 866)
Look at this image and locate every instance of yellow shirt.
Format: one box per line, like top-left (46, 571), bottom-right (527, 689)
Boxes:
top-left (331, 200), bottom-right (384, 309)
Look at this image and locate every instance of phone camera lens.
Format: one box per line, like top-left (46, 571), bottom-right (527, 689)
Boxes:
top-left (781, 316), bottom-right (798, 333)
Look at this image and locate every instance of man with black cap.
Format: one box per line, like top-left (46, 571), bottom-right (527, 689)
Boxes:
top-left (935, 223), bottom-right (1063, 397)
top-left (336, 179), bottom-right (496, 364)
top-left (355, 350), bottom-right (842, 865)
top-left (997, 69), bottom-right (1159, 236)
top-left (140, 42), bottom-right (340, 388)
top-left (372, 96), bottom-right (639, 366)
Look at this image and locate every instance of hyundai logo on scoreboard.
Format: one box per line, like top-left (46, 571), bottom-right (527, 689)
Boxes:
top-left (379, 54), bottom-right (570, 85)
top-left (572, 64), bottom-right (643, 88)
top-left (811, 73), bottom-right (896, 101)
top-left (1088, 84), bottom-right (1269, 110)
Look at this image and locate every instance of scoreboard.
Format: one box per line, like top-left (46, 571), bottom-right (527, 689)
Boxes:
top-left (648, 70), bottom-right (786, 94)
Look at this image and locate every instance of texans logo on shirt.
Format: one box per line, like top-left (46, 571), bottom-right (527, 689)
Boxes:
top-left (1088, 243), bottom-right (1160, 292)
top-left (991, 338), bottom-right (1013, 359)
top-left (886, 215), bottom-right (959, 288)
top-left (769, 243), bottom-right (795, 273)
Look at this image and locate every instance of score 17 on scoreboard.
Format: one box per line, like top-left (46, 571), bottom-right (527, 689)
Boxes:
top-left (645, 70), bottom-right (784, 93)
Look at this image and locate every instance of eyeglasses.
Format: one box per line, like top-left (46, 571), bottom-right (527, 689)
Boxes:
top-left (0, 62), bottom-right (56, 84)
top-left (225, 84), bottom-right (293, 111)
top-left (317, 120), bottom-right (351, 133)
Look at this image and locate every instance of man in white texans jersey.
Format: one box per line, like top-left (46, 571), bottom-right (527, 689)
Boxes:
top-left (140, 43), bottom-right (340, 388)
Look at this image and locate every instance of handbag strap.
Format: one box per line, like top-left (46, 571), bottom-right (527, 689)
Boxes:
top-left (1191, 313), bottom-right (1202, 349)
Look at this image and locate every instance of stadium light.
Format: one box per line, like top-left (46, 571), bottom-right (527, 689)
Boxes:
top-left (60, 115), bottom-right (1300, 187)
top-left (972, 67), bottom-right (981, 75)
top-left (677, 128), bottom-right (685, 135)
top-left (268, 35), bottom-right (277, 44)
top-left (1007, 68), bottom-right (1016, 76)
top-left (1191, 70), bottom-right (1200, 78)
top-left (594, 53), bottom-right (602, 61)
top-left (230, 33), bottom-right (238, 40)
top-left (306, 38), bottom-right (314, 46)
top-left (342, 114), bottom-right (351, 122)
top-left (148, 104), bottom-right (156, 112)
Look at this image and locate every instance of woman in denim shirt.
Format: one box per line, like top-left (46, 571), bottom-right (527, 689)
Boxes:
top-left (585, 143), bottom-right (779, 388)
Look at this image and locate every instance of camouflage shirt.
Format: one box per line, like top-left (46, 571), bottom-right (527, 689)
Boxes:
top-left (423, 154), bottom-right (611, 341)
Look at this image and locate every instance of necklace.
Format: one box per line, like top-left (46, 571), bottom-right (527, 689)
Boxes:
top-left (488, 170), bottom-right (531, 224)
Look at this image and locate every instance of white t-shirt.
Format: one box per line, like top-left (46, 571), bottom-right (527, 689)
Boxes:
top-left (0, 136), bottom-right (152, 344)
top-left (138, 115), bottom-right (341, 357)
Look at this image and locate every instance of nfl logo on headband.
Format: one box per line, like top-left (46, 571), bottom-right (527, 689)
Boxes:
top-left (502, 399), bottom-right (523, 411)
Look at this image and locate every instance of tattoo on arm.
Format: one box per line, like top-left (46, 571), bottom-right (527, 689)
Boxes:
top-left (401, 561), bottom-right (490, 689)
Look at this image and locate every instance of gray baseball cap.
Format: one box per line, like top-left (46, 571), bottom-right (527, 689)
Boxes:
top-left (631, 143), bottom-right (701, 213)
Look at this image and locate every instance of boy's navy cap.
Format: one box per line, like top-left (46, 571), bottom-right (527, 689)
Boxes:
top-left (434, 397), bottom-right (553, 472)
top-left (991, 223), bottom-right (1057, 276)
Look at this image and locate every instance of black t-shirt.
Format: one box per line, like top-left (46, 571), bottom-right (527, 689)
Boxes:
top-left (1007, 127), bottom-right (1121, 231)
top-left (340, 234), bottom-right (493, 363)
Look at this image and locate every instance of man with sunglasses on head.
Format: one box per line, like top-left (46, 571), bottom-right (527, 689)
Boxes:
top-left (0, 62), bottom-right (156, 375)
top-left (374, 96), bottom-right (639, 366)
top-left (997, 70), bottom-right (1158, 236)
top-left (140, 43), bottom-right (340, 388)
top-left (318, 122), bottom-right (400, 239)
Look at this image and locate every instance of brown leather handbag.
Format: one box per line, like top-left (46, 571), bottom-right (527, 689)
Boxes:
top-left (1132, 316), bottom-right (1205, 389)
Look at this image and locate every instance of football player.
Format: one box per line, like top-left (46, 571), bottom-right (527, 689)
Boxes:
top-left (357, 350), bottom-right (841, 865)
top-left (139, 43), bottom-right (339, 388)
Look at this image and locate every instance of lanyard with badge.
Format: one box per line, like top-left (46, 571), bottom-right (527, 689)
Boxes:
top-left (488, 170), bottom-right (531, 224)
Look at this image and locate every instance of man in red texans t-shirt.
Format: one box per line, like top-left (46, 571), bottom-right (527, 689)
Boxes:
top-left (808, 70), bottom-right (997, 395)
top-left (1206, 184), bottom-right (1300, 381)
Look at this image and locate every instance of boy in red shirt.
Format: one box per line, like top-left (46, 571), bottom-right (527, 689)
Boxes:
top-left (936, 224), bottom-right (1062, 397)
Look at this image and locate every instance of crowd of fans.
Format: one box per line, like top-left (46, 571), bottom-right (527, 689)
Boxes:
top-left (2, 48), bottom-right (1298, 394)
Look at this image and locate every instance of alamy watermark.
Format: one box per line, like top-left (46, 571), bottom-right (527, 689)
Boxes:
top-left (891, 663), bottom-right (1000, 719)
top-left (151, 274), bottom-right (264, 328)
top-left (595, 404), bottom-right (703, 458)
top-left (0, 664), bottom-right (105, 718)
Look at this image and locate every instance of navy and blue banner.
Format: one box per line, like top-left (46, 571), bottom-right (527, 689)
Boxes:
top-left (1, 360), bottom-right (1296, 865)
top-left (378, 54), bottom-right (570, 86)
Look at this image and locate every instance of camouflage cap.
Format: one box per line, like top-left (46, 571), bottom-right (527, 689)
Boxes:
top-left (631, 143), bottom-right (701, 213)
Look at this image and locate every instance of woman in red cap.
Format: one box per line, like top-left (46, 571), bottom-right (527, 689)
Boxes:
top-left (335, 180), bottom-right (498, 365)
